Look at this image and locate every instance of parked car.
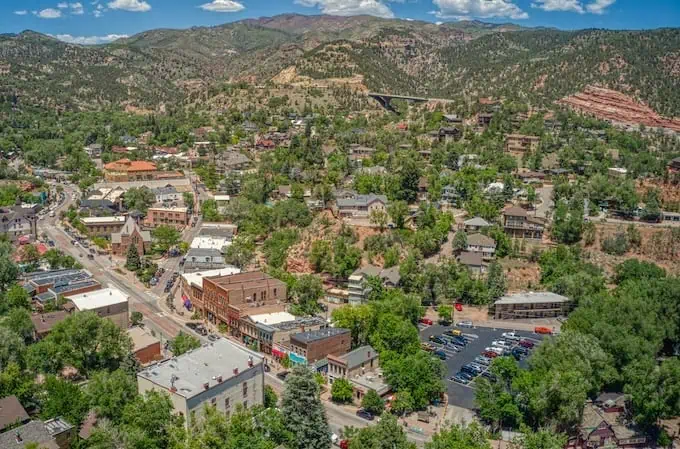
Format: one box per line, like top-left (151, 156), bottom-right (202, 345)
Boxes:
top-left (419, 318), bottom-right (433, 326)
top-left (87, 254), bottom-right (94, 260)
top-left (485, 347), bottom-right (504, 355)
top-left (444, 329), bottom-right (462, 337)
top-left (276, 371), bottom-right (290, 381)
top-left (519, 339), bottom-right (535, 348)
top-left (460, 366), bottom-right (480, 377)
top-left (502, 332), bottom-right (521, 341)
top-left (456, 371), bottom-right (474, 381)
top-left (468, 363), bottom-right (485, 372)
top-left (207, 334), bottom-right (219, 342)
top-left (474, 356), bottom-right (491, 366)
top-left (481, 371), bottom-right (497, 381)
top-left (421, 342), bottom-right (435, 352)
top-left (482, 351), bottom-right (499, 358)
top-left (429, 336), bottom-right (446, 345)
top-left (457, 320), bottom-right (473, 328)
top-left (534, 326), bottom-right (553, 335)
top-left (356, 409), bottom-right (374, 421)
top-left (492, 340), bottom-right (511, 348)
top-left (452, 375), bottom-right (469, 385)
top-left (433, 350), bottom-right (447, 360)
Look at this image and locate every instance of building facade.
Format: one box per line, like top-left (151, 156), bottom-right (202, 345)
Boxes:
top-left (144, 207), bottom-right (189, 229)
top-left (69, 288), bottom-right (129, 328)
top-left (111, 216), bottom-right (151, 257)
top-left (504, 134), bottom-right (540, 153)
top-left (0, 203), bottom-right (40, 242)
top-left (290, 328), bottom-right (351, 364)
top-left (80, 216), bottom-right (126, 238)
top-left (103, 159), bottom-right (158, 182)
top-left (492, 292), bottom-right (571, 320)
top-left (336, 194), bottom-right (388, 219)
top-left (502, 206), bottom-right (546, 240)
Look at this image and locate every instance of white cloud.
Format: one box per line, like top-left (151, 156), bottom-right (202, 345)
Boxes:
top-left (69, 2), bottom-right (85, 14)
top-left (433, 0), bottom-right (528, 19)
top-left (532, 0), bottom-right (583, 13)
top-left (295, 0), bottom-right (395, 18)
top-left (52, 33), bottom-right (128, 45)
top-left (586, 0), bottom-right (615, 14)
top-left (14, 10), bottom-right (28, 15)
top-left (199, 0), bottom-right (245, 12)
top-left (107, 0), bottom-right (151, 12)
top-left (57, 2), bottom-right (69, 8)
top-left (34, 8), bottom-right (63, 18)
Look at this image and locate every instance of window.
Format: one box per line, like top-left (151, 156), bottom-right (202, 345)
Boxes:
top-left (273, 288), bottom-right (277, 297)
top-left (242, 382), bottom-right (248, 397)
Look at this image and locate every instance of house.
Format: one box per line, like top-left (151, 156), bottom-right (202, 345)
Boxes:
top-left (215, 152), bottom-right (251, 175)
top-left (492, 292), bottom-right (571, 320)
top-left (84, 143), bottom-right (103, 159)
top-left (608, 167), bottom-right (628, 179)
top-left (144, 207), bottom-right (189, 229)
top-left (111, 216), bottom-right (151, 257)
top-left (127, 326), bottom-right (161, 365)
top-left (137, 339), bottom-right (264, 421)
top-left (438, 127), bottom-right (462, 143)
top-left (457, 251), bottom-right (487, 275)
top-left (348, 265), bottom-right (400, 305)
top-left (0, 418), bottom-right (74, 449)
top-left (667, 157), bottom-right (680, 175)
top-left (152, 185), bottom-right (181, 204)
top-left (336, 193), bottom-right (388, 219)
top-left (567, 396), bottom-right (647, 449)
top-left (80, 216), bottom-right (127, 238)
top-left (23, 269), bottom-right (101, 306)
top-left (440, 185), bottom-right (460, 206)
top-left (31, 311), bottom-right (71, 340)
top-left (417, 177), bottom-right (429, 200)
top-left (0, 395), bottom-right (30, 432)
top-left (0, 202), bottom-right (40, 243)
top-left (199, 271), bottom-right (287, 327)
top-left (462, 217), bottom-right (491, 233)
top-left (478, 113), bottom-right (493, 128)
top-left (502, 206), bottom-right (546, 240)
top-left (79, 199), bottom-right (118, 216)
top-left (465, 233), bottom-right (496, 258)
top-left (443, 114), bottom-right (463, 125)
top-left (69, 287), bottom-right (129, 328)
top-left (505, 134), bottom-right (540, 153)
top-left (290, 328), bottom-right (351, 364)
top-left (103, 159), bottom-right (157, 182)
top-left (239, 311), bottom-right (327, 356)
top-left (328, 345), bottom-right (388, 401)
top-left (349, 145), bottom-right (377, 166)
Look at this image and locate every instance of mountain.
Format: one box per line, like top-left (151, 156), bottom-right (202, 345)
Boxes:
top-left (1, 14), bottom-right (679, 116)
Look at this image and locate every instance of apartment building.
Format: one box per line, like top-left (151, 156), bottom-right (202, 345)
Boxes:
top-left (103, 159), bottom-right (158, 182)
top-left (80, 216), bottom-right (126, 237)
top-left (290, 328), bottom-right (351, 364)
top-left (492, 292), bottom-right (571, 320)
top-left (144, 207), bottom-right (189, 229)
top-left (0, 203), bottom-right (40, 242)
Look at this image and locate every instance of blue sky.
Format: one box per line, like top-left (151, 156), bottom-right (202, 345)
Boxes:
top-left (1, 0), bottom-right (678, 45)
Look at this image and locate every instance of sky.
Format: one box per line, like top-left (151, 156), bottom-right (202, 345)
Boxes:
top-left (1, 0), bottom-right (678, 45)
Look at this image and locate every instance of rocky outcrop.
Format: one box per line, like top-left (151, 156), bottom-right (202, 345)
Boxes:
top-left (558, 86), bottom-right (680, 132)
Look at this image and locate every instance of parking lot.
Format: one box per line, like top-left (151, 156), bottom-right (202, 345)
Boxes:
top-left (420, 323), bottom-right (544, 409)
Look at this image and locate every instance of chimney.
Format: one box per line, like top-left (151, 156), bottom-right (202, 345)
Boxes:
top-left (233, 367), bottom-right (239, 375)
top-left (248, 356), bottom-right (253, 368)
top-left (15, 431), bottom-right (22, 443)
top-left (203, 382), bottom-right (209, 390)
top-left (217, 375), bottom-right (223, 383)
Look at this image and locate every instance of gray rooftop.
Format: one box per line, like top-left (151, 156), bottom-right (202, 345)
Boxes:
top-left (111, 216), bottom-right (151, 244)
top-left (0, 421), bottom-right (58, 449)
top-left (464, 217), bottom-right (491, 227)
top-left (457, 251), bottom-right (484, 267)
top-left (336, 194), bottom-right (387, 208)
top-left (186, 248), bottom-right (223, 258)
top-left (335, 345), bottom-right (377, 370)
top-left (495, 291), bottom-right (570, 305)
top-left (466, 233), bottom-right (496, 247)
top-left (290, 327), bottom-right (350, 344)
top-left (138, 338), bottom-right (263, 399)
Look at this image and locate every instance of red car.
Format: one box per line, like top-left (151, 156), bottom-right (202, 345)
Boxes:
top-left (419, 318), bottom-right (433, 325)
top-left (534, 326), bottom-right (552, 335)
top-left (482, 351), bottom-right (499, 358)
top-left (519, 339), bottom-right (535, 348)
top-left (455, 303), bottom-right (463, 312)
top-left (340, 440), bottom-right (350, 449)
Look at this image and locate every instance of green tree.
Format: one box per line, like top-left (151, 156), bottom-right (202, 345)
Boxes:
top-left (130, 311), bottom-right (144, 326)
top-left (182, 192), bottom-right (195, 212)
top-left (86, 369), bottom-right (138, 423)
top-left (291, 274), bottom-right (323, 316)
top-left (437, 305), bottom-right (453, 323)
top-left (360, 389), bottom-right (385, 416)
top-left (369, 208), bottom-right (389, 232)
top-left (124, 187), bottom-right (155, 213)
top-left (3, 284), bottom-right (31, 311)
top-left (614, 259), bottom-right (666, 285)
top-left (486, 261), bottom-right (507, 300)
top-left (224, 235), bottom-right (255, 270)
top-left (331, 304), bottom-right (374, 348)
top-left (382, 351), bottom-right (445, 409)
top-left (391, 390), bottom-right (414, 416)
top-left (310, 240), bottom-right (334, 273)
top-left (387, 200), bottom-right (409, 229)
top-left (125, 242), bottom-right (141, 271)
top-left (282, 366), bottom-right (331, 449)
top-left (510, 426), bottom-right (568, 449)
top-left (0, 327), bottom-right (25, 371)
top-left (452, 231), bottom-right (467, 253)
top-left (169, 332), bottom-right (201, 356)
top-left (427, 422), bottom-right (490, 449)
top-left (348, 413), bottom-right (415, 449)
top-left (331, 378), bottom-right (354, 403)
top-left (2, 308), bottom-right (35, 343)
top-left (153, 225), bottom-right (181, 253)
top-left (41, 376), bottom-right (89, 427)
top-left (264, 385), bottom-right (278, 409)
top-left (119, 391), bottom-right (181, 449)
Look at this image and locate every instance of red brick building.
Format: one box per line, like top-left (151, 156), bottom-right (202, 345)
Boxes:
top-left (144, 207), bottom-right (189, 229)
top-left (290, 328), bottom-right (351, 363)
top-left (127, 327), bottom-right (162, 365)
top-left (111, 216), bottom-right (151, 257)
top-left (201, 272), bottom-right (287, 327)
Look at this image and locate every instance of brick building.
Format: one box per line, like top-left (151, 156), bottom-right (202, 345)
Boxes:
top-left (80, 216), bottom-right (126, 238)
top-left (290, 328), bottom-right (351, 364)
top-left (111, 216), bottom-right (151, 257)
top-left (127, 326), bottom-right (162, 365)
top-left (144, 207), bottom-right (189, 229)
top-left (201, 272), bottom-right (287, 328)
top-left (103, 159), bottom-right (157, 182)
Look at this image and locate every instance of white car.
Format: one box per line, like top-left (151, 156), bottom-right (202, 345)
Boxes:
top-left (485, 347), bottom-right (504, 355)
top-left (457, 320), bottom-right (474, 328)
top-left (502, 332), bottom-right (521, 341)
top-left (492, 340), bottom-right (511, 348)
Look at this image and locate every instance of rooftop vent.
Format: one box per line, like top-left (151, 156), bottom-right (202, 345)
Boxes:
top-left (248, 356), bottom-right (254, 368)
top-left (233, 367), bottom-right (239, 375)
top-left (217, 375), bottom-right (223, 383)
top-left (203, 382), bottom-right (209, 390)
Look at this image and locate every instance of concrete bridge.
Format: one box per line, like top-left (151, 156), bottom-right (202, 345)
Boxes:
top-left (367, 92), bottom-right (430, 113)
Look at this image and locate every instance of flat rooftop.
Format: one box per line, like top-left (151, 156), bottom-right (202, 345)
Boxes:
top-left (291, 327), bottom-right (350, 344)
top-left (80, 216), bottom-right (126, 224)
top-left (70, 287), bottom-right (128, 311)
top-left (182, 267), bottom-right (241, 288)
top-left (190, 236), bottom-right (231, 250)
top-left (495, 291), bottom-right (570, 305)
top-left (350, 371), bottom-right (390, 396)
top-left (138, 338), bottom-right (263, 399)
top-left (127, 326), bottom-right (160, 352)
top-left (249, 311), bottom-right (296, 326)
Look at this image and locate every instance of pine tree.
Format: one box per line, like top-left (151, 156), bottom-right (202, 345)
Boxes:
top-left (282, 366), bottom-right (331, 449)
top-left (486, 261), bottom-right (507, 300)
top-left (125, 243), bottom-right (141, 271)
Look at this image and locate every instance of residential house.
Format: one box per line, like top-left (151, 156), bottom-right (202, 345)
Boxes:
top-left (457, 251), bottom-right (487, 276)
top-left (349, 145), bottom-right (377, 166)
top-left (31, 311), bottom-right (71, 340)
top-left (144, 207), bottom-right (189, 229)
top-left (152, 185), bottom-right (181, 204)
top-left (84, 143), bottom-right (103, 159)
top-left (348, 265), bottom-right (400, 305)
top-left (137, 339), bottom-right (264, 421)
top-left (608, 167), bottom-right (628, 179)
top-left (465, 233), bottom-right (496, 258)
top-left (439, 127), bottom-right (462, 143)
top-left (200, 271), bottom-right (287, 327)
top-left (0, 395), bottom-right (30, 432)
top-left (69, 287), bottom-right (129, 328)
top-left (443, 114), bottom-right (463, 125)
top-left (461, 217), bottom-right (491, 233)
top-left (417, 177), bottom-right (429, 201)
top-left (328, 345), bottom-right (388, 401)
top-left (80, 216), bottom-right (127, 238)
top-left (127, 326), bottom-right (161, 365)
top-left (492, 292), bottom-right (571, 320)
top-left (0, 203), bottom-right (40, 243)
top-left (0, 418), bottom-right (74, 449)
top-left (103, 159), bottom-right (157, 182)
top-left (504, 134), bottom-right (540, 153)
top-left (215, 152), bottom-right (251, 175)
top-left (667, 157), bottom-right (680, 175)
top-left (440, 185), bottom-right (460, 206)
top-left (502, 206), bottom-right (546, 240)
top-left (478, 113), bottom-right (493, 128)
top-left (111, 216), bottom-right (151, 257)
top-left (336, 193), bottom-right (388, 219)
top-left (290, 328), bottom-right (351, 365)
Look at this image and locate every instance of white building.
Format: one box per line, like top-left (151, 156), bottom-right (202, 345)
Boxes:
top-left (69, 287), bottom-right (129, 328)
top-left (137, 338), bottom-right (264, 421)
top-left (190, 235), bottom-right (231, 251)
